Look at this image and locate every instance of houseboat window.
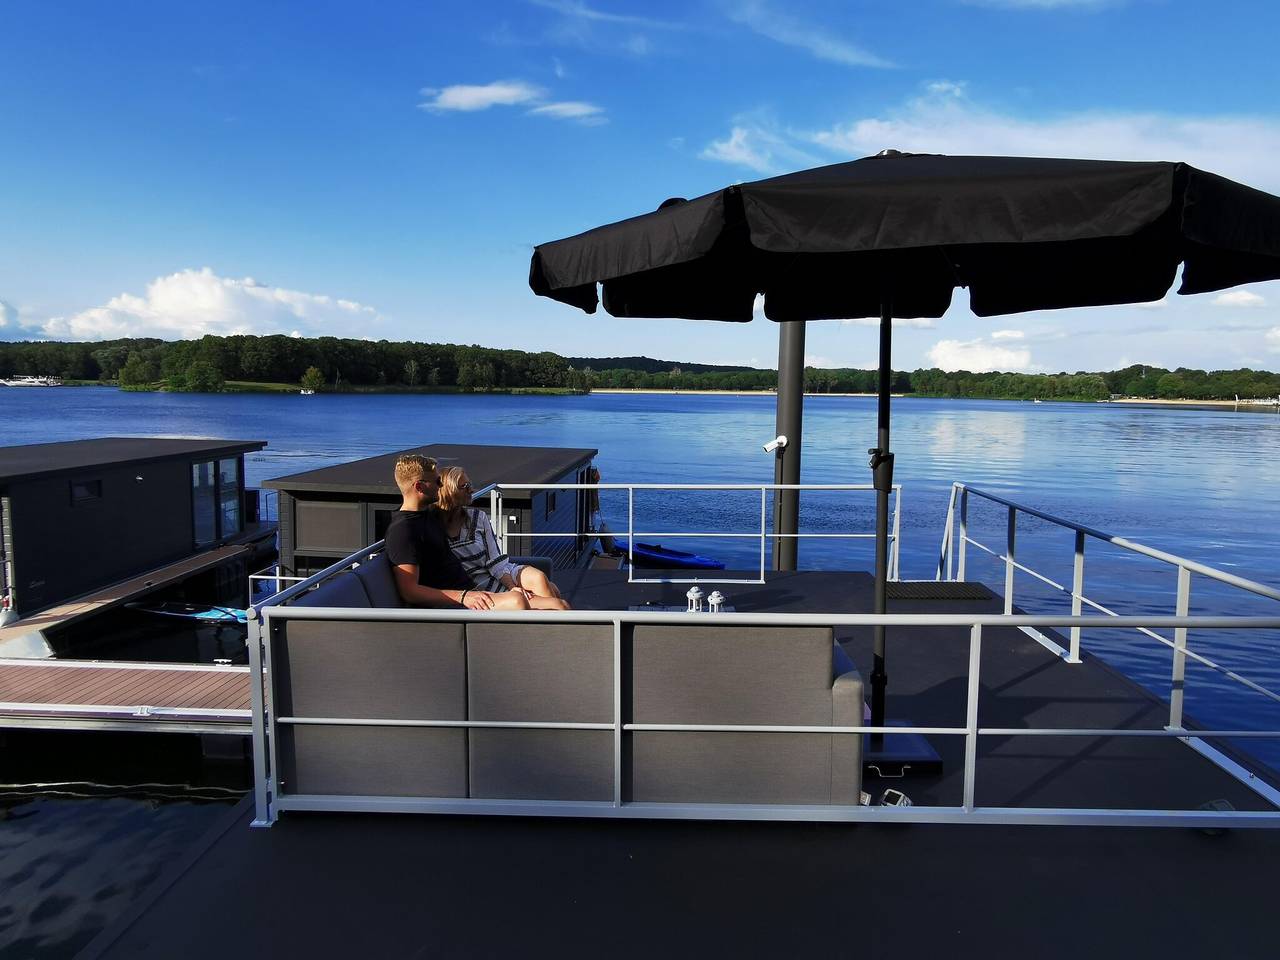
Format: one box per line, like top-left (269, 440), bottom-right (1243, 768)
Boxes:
top-left (70, 479), bottom-right (102, 504)
top-left (545, 491), bottom-right (557, 520)
top-left (219, 458), bottom-right (241, 535)
top-left (192, 462), bottom-right (217, 546)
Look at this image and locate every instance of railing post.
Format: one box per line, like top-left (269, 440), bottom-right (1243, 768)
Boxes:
top-left (938, 484), bottom-right (957, 582)
top-left (489, 487), bottom-right (503, 553)
top-left (963, 624), bottom-right (983, 811)
top-left (1004, 506), bottom-right (1017, 615)
top-left (958, 487), bottom-right (969, 581)
top-left (627, 487), bottom-right (635, 585)
top-left (1069, 530), bottom-right (1085, 664)
top-left (759, 487), bottom-right (768, 580)
top-left (247, 614), bottom-right (273, 826)
top-left (891, 485), bottom-right (902, 581)
top-left (1169, 566), bottom-right (1192, 730)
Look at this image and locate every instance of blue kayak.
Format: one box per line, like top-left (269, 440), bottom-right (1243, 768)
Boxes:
top-left (615, 540), bottom-right (725, 570)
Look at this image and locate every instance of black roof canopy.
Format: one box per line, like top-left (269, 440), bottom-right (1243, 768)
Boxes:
top-left (0, 437), bottom-right (267, 485)
top-left (263, 443), bottom-right (598, 496)
top-left (530, 153), bottom-right (1280, 321)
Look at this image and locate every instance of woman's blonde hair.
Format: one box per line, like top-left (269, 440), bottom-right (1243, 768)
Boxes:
top-left (435, 466), bottom-right (471, 511)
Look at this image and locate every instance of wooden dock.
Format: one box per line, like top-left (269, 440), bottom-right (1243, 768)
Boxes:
top-left (0, 657), bottom-right (252, 735)
top-left (0, 544), bottom-right (252, 655)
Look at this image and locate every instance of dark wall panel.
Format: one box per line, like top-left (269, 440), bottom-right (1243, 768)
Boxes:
top-left (11, 460), bottom-right (194, 613)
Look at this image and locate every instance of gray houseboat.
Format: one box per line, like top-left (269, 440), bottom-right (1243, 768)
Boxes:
top-left (0, 437), bottom-right (270, 619)
top-left (262, 442), bottom-right (598, 577)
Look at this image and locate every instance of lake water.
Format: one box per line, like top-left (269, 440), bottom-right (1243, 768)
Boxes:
top-left (2, 387), bottom-right (1280, 954)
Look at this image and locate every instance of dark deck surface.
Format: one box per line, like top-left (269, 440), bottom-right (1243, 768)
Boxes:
top-left (84, 571), bottom-right (1280, 959)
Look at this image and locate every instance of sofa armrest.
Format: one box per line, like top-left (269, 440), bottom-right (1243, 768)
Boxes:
top-left (831, 655), bottom-right (865, 804)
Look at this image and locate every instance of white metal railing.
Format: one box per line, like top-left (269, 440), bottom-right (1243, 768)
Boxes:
top-left (482, 482), bottom-right (901, 585)
top-left (246, 568), bottom-right (1280, 826)
top-left (935, 482), bottom-right (1280, 740)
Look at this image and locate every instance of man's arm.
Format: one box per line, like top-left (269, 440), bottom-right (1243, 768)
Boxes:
top-left (391, 564), bottom-right (496, 609)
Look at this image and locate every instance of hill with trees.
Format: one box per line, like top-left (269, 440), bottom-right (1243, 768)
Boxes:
top-left (1, 335), bottom-right (1278, 402)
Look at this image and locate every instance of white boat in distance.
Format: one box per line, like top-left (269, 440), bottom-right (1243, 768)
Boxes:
top-left (1, 375), bottom-right (62, 386)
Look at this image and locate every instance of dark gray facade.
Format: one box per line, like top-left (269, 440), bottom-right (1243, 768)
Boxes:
top-left (264, 444), bottom-right (598, 577)
top-left (0, 438), bottom-right (266, 615)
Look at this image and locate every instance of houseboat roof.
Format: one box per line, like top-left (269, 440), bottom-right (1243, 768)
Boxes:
top-left (262, 443), bottom-right (598, 495)
top-left (0, 437), bottom-right (267, 485)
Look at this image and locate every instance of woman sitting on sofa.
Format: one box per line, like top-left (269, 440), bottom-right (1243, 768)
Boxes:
top-left (436, 466), bottom-right (571, 610)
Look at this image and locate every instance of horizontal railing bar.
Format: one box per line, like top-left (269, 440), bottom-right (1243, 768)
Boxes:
top-left (979, 727), bottom-right (1280, 738)
top-left (956, 483), bottom-right (1280, 603)
top-left (505, 531), bottom-right (894, 540)
top-left (263, 607), bottom-right (1280, 629)
top-left (0, 702), bottom-right (249, 718)
top-left (277, 717), bottom-right (613, 730)
top-left (625, 723), bottom-right (964, 735)
top-left (501, 483), bottom-right (900, 491)
top-left (270, 795), bottom-right (1280, 827)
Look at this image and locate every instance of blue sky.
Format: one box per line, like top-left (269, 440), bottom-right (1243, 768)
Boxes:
top-left (3, 0), bottom-right (1280, 373)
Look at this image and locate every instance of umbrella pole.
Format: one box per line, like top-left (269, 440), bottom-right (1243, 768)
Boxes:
top-left (869, 296), bottom-right (894, 751)
top-left (772, 321), bottom-right (805, 571)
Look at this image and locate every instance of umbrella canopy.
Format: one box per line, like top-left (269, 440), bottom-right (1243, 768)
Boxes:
top-left (529, 152), bottom-right (1280, 749)
top-left (530, 153), bottom-right (1280, 321)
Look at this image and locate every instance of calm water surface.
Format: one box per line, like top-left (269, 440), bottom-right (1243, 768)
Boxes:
top-left (2, 387), bottom-right (1279, 954)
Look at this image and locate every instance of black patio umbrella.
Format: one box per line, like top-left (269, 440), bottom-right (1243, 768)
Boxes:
top-left (529, 151), bottom-right (1280, 739)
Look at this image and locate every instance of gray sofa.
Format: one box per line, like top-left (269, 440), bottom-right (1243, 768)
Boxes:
top-left (271, 558), bottom-right (864, 811)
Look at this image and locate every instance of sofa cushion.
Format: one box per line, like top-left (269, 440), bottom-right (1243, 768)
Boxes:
top-left (355, 553), bottom-right (403, 608)
top-left (291, 571), bottom-right (371, 608)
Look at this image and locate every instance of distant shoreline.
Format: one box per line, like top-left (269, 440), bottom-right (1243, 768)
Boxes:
top-left (592, 388), bottom-right (1279, 407)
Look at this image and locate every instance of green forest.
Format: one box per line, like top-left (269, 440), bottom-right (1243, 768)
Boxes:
top-left (2, 334), bottom-right (1279, 402)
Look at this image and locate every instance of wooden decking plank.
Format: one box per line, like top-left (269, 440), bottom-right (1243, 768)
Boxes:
top-left (188, 678), bottom-right (247, 710)
top-left (169, 672), bottom-right (235, 708)
top-left (205, 678), bottom-right (253, 711)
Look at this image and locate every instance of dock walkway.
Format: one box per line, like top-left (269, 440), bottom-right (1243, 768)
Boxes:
top-left (0, 543), bottom-right (252, 653)
top-left (0, 657), bottom-right (251, 735)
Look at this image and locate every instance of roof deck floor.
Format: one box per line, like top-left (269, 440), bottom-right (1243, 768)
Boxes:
top-left (82, 571), bottom-right (1280, 958)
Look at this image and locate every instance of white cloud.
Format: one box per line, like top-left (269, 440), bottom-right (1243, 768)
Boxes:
top-left (1133, 299), bottom-right (1167, 309)
top-left (805, 353), bottom-right (833, 367)
top-left (418, 80), bottom-right (543, 112)
top-left (419, 79), bottom-right (605, 124)
top-left (530, 0), bottom-right (673, 29)
top-left (0, 300), bottom-right (15, 329)
top-left (928, 337), bottom-right (1035, 372)
top-left (528, 101), bottom-right (607, 124)
top-left (1213, 290), bottom-right (1267, 307)
top-left (991, 329), bottom-right (1025, 340)
top-left (796, 84), bottom-right (1280, 195)
top-left (37, 268), bottom-right (380, 341)
top-left (552, 57), bottom-right (567, 78)
top-left (725, 0), bottom-right (894, 68)
top-left (1266, 328), bottom-right (1280, 353)
top-left (702, 127), bottom-right (776, 173)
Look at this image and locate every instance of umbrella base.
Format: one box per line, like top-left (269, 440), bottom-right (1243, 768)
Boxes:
top-left (863, 721), bottom-right (943, 779)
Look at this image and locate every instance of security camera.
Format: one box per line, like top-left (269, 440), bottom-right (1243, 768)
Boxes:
top-left (762, 435), bottom-right (788, 453)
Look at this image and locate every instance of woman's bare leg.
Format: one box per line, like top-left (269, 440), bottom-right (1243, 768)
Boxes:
top-left (528, 596), bottom-right (571, 611)
top-left (517, 565), bottom-right (562, 599)
top-left (485, 590), bottom-right (530, 610)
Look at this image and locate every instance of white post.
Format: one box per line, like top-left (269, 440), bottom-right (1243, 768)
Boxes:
top-left (963, 624), bottom-right (983, 811)
top-left (1169, 566), bottom-right (1192, 730)
top-left (247, 616), bottom-right (272, 827)
top-left (1004, 507), bottom-right (1017, 615)
top-left (1069, 530), bottom-right (1085, 664)
top-left (958, 488), bottom-right (969, 581)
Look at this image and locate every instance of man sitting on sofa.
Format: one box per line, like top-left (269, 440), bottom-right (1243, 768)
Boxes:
top-left (385, 454), bottom-right (532, 611)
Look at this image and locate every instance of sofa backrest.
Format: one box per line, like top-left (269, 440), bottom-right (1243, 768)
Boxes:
top-left (355, 553), bottom-right (403, 608)
top-left (630, 624), bottom-right (836, 725)
top-left (291, 570), bottom-right (371, 608)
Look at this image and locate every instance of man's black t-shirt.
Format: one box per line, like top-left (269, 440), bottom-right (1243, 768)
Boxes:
top-left (384, 509), bottom-right (470, 591)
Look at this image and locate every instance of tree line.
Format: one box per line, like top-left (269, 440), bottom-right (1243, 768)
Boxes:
top-left (1, 336), bottom-right (1278, 401)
